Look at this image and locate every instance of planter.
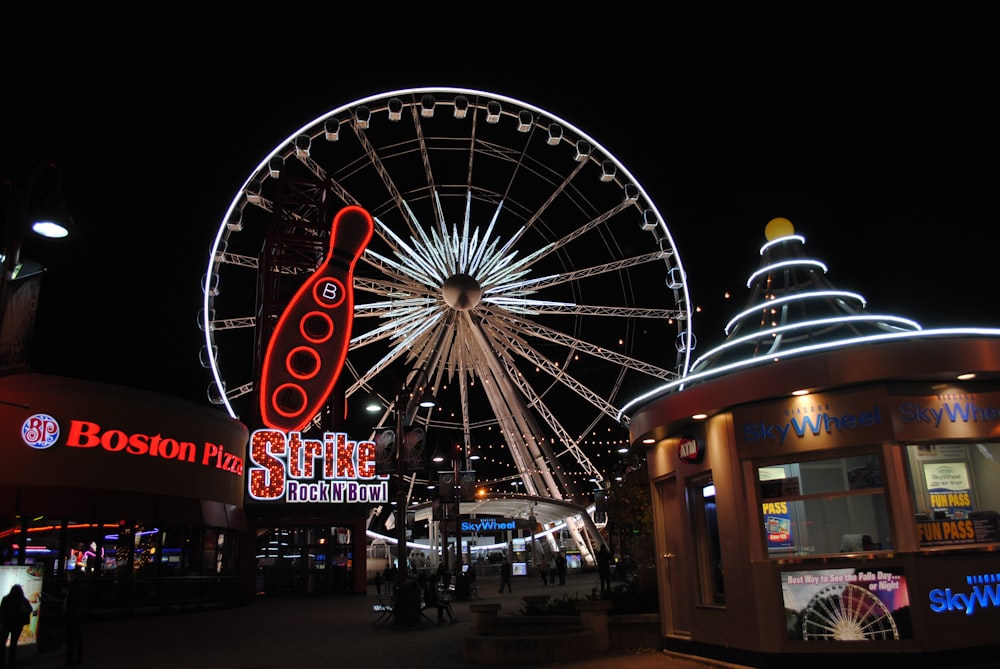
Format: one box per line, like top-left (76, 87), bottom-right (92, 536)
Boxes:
top-left (463, 600), bottom-right (661, 665)
top-left (574, 598), bottom-right (612, 651)
top-left (469, 602), bottom-right (501, 633)
top-left (609, 613), bottom-right (662, 650)
top-left (463, 616), bottom-right (592, 665)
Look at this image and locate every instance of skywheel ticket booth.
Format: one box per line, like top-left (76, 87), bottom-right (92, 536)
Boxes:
top-left (626, 221), bottom-right (1000, 668)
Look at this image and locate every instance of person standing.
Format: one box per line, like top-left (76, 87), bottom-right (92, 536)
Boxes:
top-left (383, 565), bottom-right (396, 597)
top-left (0, 583), bottom-right (32, 669)
top-left (556, 553), bottom-right (567, 585)
top-left (596, 545), bottom-right (612, 593)
top-left (466, 565), bottom-right (479, 599)
top-left (498, 558), bottom-right (512, 593)
top-left (58, 569), bottom-right (85, 668)
top-left (538, 556), bottom-right (549, 586)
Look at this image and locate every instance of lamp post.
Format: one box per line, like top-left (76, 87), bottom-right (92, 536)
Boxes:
top-left (0, 162), bottom-right (74, 374)
top-left (392, 367), bottom-right (434, 581)
top-left (433, 439), bottom-right (466, 576)
top-left (388, 367), bottom-right (434, 628)
top-left (452, 443), bottom-right (462, 574)
top-left (394, 387), bottom-right (407, 581)
top-left (452, 444), bottom-right (468, 574)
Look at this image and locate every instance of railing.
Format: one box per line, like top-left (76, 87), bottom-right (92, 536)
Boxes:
top-left (46, 575), bottom-right (246, 620)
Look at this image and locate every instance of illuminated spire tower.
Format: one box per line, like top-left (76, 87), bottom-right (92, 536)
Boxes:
top-left (688, 218), bottom-right (922, 375)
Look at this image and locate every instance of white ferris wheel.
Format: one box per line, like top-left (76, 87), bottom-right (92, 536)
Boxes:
top-left (199, 87), bottom-right (694, 550)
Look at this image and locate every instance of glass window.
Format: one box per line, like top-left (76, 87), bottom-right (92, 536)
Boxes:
top-left (204, 529), bottom-right (238, 576)
top-left (0, 515), bottom-right (20, 565)
top-left (904, 442), bottom-right (1000, 547)
top-left (158, 525), bottom-right (195, 574)
top-left (758, 451), bottom-right (891, 557)
top-left (64, 520), bottom-right (115, 574)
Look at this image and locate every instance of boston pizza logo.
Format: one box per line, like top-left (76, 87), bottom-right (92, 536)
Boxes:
top-left (21, 414), bottom-right (60, 450)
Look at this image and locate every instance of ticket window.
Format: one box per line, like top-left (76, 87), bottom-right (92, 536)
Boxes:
top-left (904, 442), bottom-right (1000, 547)
top-left (758, 450), bottom-right (892, 557)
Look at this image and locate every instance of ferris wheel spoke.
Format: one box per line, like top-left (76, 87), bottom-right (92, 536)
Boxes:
top-left (507, 157), bottom-right (590, 249)
top-left (485, 309), bottom-right (678, 381)
top-left (482, 299), bottom-right (682, 320)
top-left (515, 251), bottom-right (666, 291)
top-left (533, 199), bottom-right (634, 263)
top-left (349, 120), bottom-right (419, 237)
top-left (475, 315), bottom-right (603, 481)
top-left (482, 316), bottom-right (620, 422)
top-left (367, 234), bottom-right (442, 287)
top-left (462, 314), bottom-right (570, 493)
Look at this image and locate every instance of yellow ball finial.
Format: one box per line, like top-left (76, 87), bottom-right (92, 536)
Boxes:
top-left (765, 217), bottom-right (795, 241)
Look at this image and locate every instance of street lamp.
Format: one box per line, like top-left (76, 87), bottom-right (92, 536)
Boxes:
top-left (0, 162), bottom-right (75, 374)
top-left (392, 367), bottom-right (434, 582)
top-left (433, 438), bottom-right (472, 597)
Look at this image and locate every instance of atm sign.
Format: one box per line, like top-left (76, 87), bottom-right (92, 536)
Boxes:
top-left (678, 435), bottom-right (704, 463)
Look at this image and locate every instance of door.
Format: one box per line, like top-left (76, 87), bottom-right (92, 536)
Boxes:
top-left (658, 474), bottom-right (692, 637)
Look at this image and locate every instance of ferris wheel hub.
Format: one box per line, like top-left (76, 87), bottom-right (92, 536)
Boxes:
top-left (442, 273), bottom-right (482, 311)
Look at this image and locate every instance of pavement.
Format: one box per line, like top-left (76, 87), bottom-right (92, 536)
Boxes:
top-left (18, 571), bottom-right (735, 669)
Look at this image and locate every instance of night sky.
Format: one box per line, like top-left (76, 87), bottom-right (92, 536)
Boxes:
top-left (3, 3), bottom-right (997, 410)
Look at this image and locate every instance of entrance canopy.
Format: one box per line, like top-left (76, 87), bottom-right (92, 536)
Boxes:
top-left (369, 494), bottom-right (606, 566)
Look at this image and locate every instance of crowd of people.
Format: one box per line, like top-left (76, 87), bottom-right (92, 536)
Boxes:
top-left (374, 545), bottom-right (623, 607)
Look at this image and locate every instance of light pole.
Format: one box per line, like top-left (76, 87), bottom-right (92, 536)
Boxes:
top-left (0, 162), bottom-right (74, 374)
top-left (388, 367), bottom-right (434, 628)
top-left (432, 439), bottom-right (466, 576)
top-left (392, 367), bottom-right (434, 582)
top-left (452, 443), bottom-right (462, 574)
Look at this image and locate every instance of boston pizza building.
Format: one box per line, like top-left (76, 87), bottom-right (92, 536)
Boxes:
top-left (0, 372), bottom-right (249, 628)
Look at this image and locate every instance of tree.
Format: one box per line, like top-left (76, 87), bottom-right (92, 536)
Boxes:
top-left (604, 451), bottom-right (654, 576)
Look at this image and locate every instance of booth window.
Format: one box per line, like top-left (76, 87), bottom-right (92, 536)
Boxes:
top-left (758, 451), bottom-right (891, 557)
top-left (904, 441), bottom-right (1000, 547)
top-left (688, 473), bottom-right (724, 605)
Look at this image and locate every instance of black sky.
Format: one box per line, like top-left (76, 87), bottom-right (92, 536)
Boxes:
top-left (3, 2), bottom-right (998, 406)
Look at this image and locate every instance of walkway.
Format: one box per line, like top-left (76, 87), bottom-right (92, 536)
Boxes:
top-left (22, 571), bottom-right (732, 669)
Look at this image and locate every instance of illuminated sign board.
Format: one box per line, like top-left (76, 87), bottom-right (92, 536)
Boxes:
top-left (929, 571), bottom-right (1000, 616)
top-left (247, 429), bottom-right (388, 504)
top-left (917, 517), bottom-right (999, 546)
top-left (0, 373), bottom-right (248, 506)
top-left (734, 390), bottom-right (892, 452)
top-left (781, 566), bottom-right (911, 640)
top-left (891, 390), bottom-right (1000, 441)
top-left (259, 206), bottom-right (374, 433)
top-left (460, 518), bottom-right (516, 532)
top-left (20, 414), bottom-right (244, 476)
top-left (0, 566), bottom-right (42, 649)
top-left (678, 435), bottom-right (703, 463)
top-left (742, 403), bottom-right (884, 445)
top-left (760, 466), bottom-right (794, 550)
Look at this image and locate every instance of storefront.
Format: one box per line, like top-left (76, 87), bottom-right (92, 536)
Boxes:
top-left (0, 371), bottom-right (249, 644)
top-left (243, 426), bottom-right (379, 596)
top-left (625, 222), bottom-right (1000, 666)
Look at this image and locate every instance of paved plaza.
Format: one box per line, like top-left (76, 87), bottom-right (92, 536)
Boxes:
top-left (19, 572), bottom-right (732, 669)
top-left (17, 571), bottom-right (1000, 669)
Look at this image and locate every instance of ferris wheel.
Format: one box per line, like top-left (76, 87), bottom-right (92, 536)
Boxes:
top-left (199, 87), bottom-right (693, 515)
top-left (800, 583), bottom-right (900, 641)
